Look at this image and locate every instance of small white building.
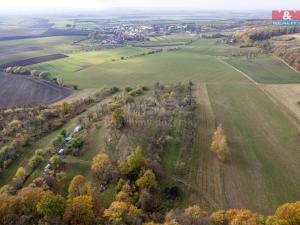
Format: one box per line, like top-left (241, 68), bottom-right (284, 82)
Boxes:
top-left (74, 125), bottom-right (82, 133)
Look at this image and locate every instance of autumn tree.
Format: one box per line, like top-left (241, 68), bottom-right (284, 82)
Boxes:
top-left (15, 166), bottom-right (26, 179)
top-left (104, 201), bottom-right (143, 224)
top-left (68, 175), bottom-right (90, 198)
top-left (136, 169), bottom-right (158, 190)
top-left (0, 184), bottom-right (14, 195)
top-left (37, 192), bottom-right (66, 223)
top-left (210, 210), bottom-right (227, 225)
top-left (274, 201), bottom-right (300, 225)
top-left (210, 124), bottom-right (230, 162)
top-left (91, 153), bottom-right (116, 186)
top-left (61, 102), bottom-right (73, 117)
top-left (64, 195), bottom-right (94, 225)
top-left (225, 209), bottom-right (265, 225)
top-left (183, 205), bottom-right (208, 225)
top-left (0, 195), bottom-right (18, 224)
top-left (17, 187), bottom-right (46, 215)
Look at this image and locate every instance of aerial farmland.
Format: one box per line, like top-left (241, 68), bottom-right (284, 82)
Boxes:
top-left (0, 6), bottom-right (300, 225)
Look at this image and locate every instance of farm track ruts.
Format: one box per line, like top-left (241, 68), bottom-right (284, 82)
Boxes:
top-left (0, 73), bottom-right (72, 109)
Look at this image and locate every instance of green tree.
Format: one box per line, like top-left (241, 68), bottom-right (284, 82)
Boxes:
top-left (112, 108), bottom-right (126, 129)
top-left (37, 192), bottom-right (66, 222)
top-left (52, 135), bottom-right (64, 149)
top-left (50, 155), bottom-right (62, 167)
top-left (119, 146), bottom-right (145, 179)
top-left (28, 155), bottom-right (44, 168)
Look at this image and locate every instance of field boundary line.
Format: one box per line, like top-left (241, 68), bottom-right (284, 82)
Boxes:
top-left (273, 56), bottom-right (300, 75)
top-left (216, 57), bottom-right (258, 85)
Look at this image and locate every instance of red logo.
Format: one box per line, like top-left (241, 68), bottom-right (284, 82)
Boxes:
top-left (272, 10), bottom-right (300, 20)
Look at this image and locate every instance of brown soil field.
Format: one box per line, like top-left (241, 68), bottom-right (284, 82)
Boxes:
top-left (0, 72), bottom-right (72, 109)
top-left (0, 53), bottom-right (68, 70)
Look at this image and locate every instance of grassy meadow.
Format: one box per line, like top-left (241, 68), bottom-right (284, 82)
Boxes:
top-left (225, 55), bottom-right (300, 84)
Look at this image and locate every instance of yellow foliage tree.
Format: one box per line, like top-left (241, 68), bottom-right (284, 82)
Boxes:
top-left (64, 195), bottom-right (94, 225)
top-left (210, 124), bottom-right (230, 162)
top-left (275, 201), bottom-right (300, 225)
top-left (184, 205), bottom-right (208, 224)
top-left (104, 201), bottom-right (142, 224)
top-left (91, 153), bottom-right (115, 185)
top-left (68, 175), bottom-right (91, 198)
top-left (136, 170), bottom-right (158, 190)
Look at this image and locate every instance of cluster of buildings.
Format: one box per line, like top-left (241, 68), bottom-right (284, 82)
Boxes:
top-left (88, 23), bottom-right (199, 46)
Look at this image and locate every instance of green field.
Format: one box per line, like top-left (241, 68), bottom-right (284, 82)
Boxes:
top-left (52, 20), bottom-right (74, 29)
top-left (0, 36), bottom-right (83, 64)
top-left (141, 33), bottom-right (196, 45)
top-left (225, 55), bottom-right (300, 84)
top-left (33, 45), bottom-right (248, 89)
top-left (51, 20), bottom-right (98, 30)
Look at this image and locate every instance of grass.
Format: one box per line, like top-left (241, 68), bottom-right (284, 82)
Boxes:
top-left (206, 83), bottom-right (300, 213)
top-left (32, 46), bottom-right (151, 75)
top-left (135, 33), bottom-right (196, 46)
top-left (51, 20), bottom-right (98, 30)
top-left (161, 109), bottom-right (188, 173)
top-left (225, 55), bottom-right (300, 84)
top-left (33, 48), bottom-right (248, 89)
top-left (75, 22), bottom-right (98, 30)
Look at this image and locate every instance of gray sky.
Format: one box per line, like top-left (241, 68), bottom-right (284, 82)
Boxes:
top-left (1, 0), bottom-right (300, 13)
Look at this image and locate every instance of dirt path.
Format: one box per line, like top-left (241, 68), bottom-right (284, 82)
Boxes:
top-left (182, 84), bottom-right (227, 210)
top-left (274, 56), bottom-right (300, 75)
top-left (216, 57), bottom-right (258, 85)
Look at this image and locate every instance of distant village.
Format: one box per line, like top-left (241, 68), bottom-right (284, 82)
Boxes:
top-left (86, 23), bottom-right (205, 46)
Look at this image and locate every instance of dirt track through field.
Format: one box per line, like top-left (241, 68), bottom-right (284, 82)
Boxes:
top-left (0, 73), bottom-right (72, 109)
top-left (216, 57), bottom-right (258, 85)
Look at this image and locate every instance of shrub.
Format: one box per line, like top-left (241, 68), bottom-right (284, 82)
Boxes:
top-left (39, 71), bottom-right (50, 79)
top-left (28, 155), bottom-right (44, 168)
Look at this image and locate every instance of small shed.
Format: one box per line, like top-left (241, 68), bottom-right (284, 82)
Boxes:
top-left (74, 125), bottom-right (82, 133)
top-left (58, 149), bottom-right (65, 155)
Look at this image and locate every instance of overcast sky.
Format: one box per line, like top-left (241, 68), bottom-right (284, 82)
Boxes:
top-left (1, 0), bottom-right (300, 14)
